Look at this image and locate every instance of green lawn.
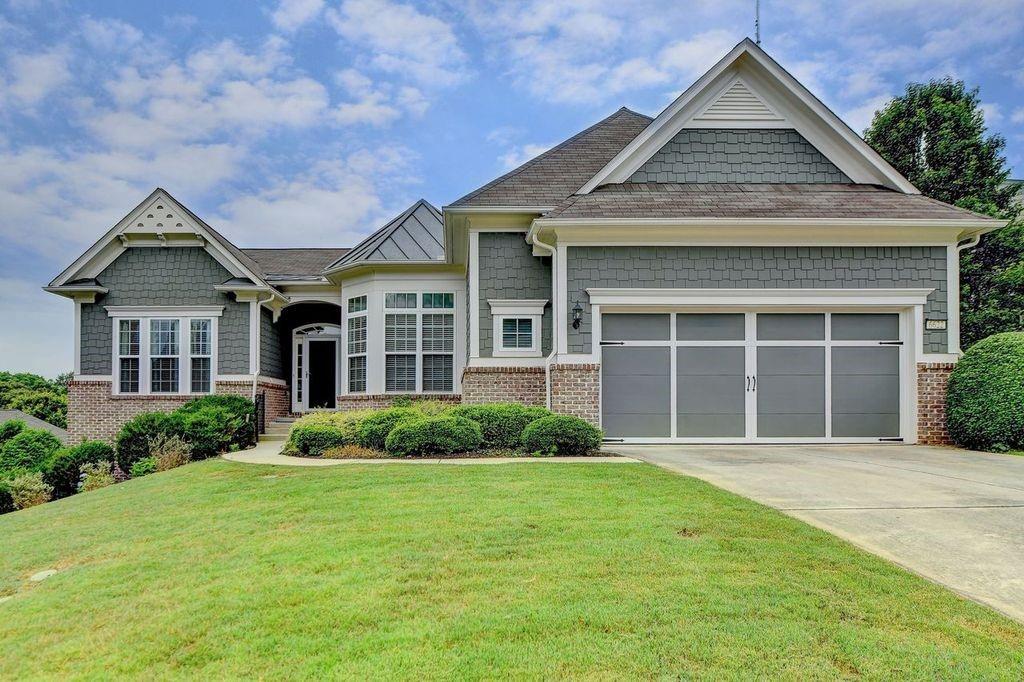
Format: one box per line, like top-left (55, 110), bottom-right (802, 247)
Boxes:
top-left (1, 461), bottom-right (1022, 679)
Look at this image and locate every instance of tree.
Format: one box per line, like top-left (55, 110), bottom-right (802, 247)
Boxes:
top-left (865, 78), bottom-right (1022, 348)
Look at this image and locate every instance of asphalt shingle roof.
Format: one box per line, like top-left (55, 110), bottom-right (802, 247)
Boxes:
top-left (449, 108), bottom-right (653, 208)
top-left (0, 410), bottom-right (69, 443)
top-left (241, 248), bottom-right (350, 279)
top-left (542, 183), bottom-right (1002, 222)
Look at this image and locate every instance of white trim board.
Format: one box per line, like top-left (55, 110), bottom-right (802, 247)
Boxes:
top-left (586, 288), bottom-right (934, 307)
top-left (105, 305), bottom-right (224, 317)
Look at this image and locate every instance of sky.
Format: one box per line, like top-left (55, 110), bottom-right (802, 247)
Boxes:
top-left (1, 0), bottom-right (1023, 378)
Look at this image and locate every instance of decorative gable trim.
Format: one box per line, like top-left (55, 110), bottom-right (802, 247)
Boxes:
top-left (691, 77), bottom-right (785, 125)
top-left (578, 39), bottom-right (918, 195)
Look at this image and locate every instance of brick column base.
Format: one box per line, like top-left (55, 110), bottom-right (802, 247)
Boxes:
top-left (335, 394), bottom-right (462, 411)
top-left (917, 362), bottom-right (955, 445)
top-left (460, 366), bottom-right (546, 406)
top-left (550, 363), bottom-right (600, 427)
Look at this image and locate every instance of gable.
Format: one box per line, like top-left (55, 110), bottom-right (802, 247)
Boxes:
top-left (326, 200), bottom-right (445, 272)
top-left (579, 39), bottom-right (917, 194)
top-left (629, 129), bottom-right (850, 184)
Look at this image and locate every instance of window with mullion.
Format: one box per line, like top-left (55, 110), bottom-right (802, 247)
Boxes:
top-left (347, 312), bottom-right (367, 393)
top-left (117, 319), bottom-right (140, 393)
top-left (501, 317), bottom-right (534, 350)
top-left (385, 313), bottom-right (417, 392)
top-left (421, 313), bottom-right (454, 392)
top-left (190, 319), bottom-right (212, 393)
top-left (150, 319), bottom-right (179, 393)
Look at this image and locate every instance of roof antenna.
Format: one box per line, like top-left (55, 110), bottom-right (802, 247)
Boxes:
top-left (754, 0), bottom-right (761, 45)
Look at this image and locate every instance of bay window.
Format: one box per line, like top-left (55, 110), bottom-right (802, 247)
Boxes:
top-left (347, 295), bottom-right (367, 393)
top-left (379, 291), bottom-right (456, 393)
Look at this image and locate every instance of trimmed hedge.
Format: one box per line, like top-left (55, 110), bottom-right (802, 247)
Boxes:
top-left (384, 416), bottom-right (483, 457)
top-left (357, 408), bottom-right (421, 451)
top-left (0, 429), bottom-right (64, 476)
top-left (0, 419), bottom-right (26, 445)
top-left (521, 415), bottom-right (602, 456)
top-left (43, 441), bottom-right (115, 498)
top-left (180, 406), bottom-right (234, 459)
top-left (289, 410), bottom-right (371, 455)
top-left (176, 395), bottom-right (255, 449)
top-left (449, 403), bottom-right (551, 448)
top-left (947, 332), bottom-right (1024, 451)
top-left (115, 412), bottom-right (184, 471)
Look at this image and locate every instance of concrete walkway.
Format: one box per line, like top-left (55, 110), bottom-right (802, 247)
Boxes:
top-left (617, 444), bottom-right (1024, 623)
top-left (224, 441), bottom-right (638, 466)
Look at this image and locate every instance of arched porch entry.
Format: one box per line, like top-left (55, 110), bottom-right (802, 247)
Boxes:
top-left (275, 302), bottom-right (342, 413)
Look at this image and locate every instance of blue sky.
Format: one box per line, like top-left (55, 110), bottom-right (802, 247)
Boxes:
top-left (2, 0), bottom-right (1023, 377)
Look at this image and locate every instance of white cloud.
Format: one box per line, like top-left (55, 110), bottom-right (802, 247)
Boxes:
top-left (841, 94), bottom-right (893, 136)
top-left (1012, 107), bottom-right (1024, 125)
top-left (80, 16), bottom-right (143, 51)
top-left (271, 0), bottom-right (325, 32)
top-left (658, 30), bottom-right (737, 80)
top-left (0, 278), bottom-right (73, 378)
top-left (2, 48), bottom-right (71, 106)
top-left (325, 0), bottom-right (467, 88)
top-left (499, 142), bottom-right (553, 171)
top-left (980, 102), bottom-right (1003, 125)
top-left (332, 68), bottom-right (429, 125)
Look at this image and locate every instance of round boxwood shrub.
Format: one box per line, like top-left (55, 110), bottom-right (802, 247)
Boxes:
top-left (115, 412), bottom-right (184, 471)
top-left (291, 424), bottom-right (348, 456)
top-left (521, 415), bottom-right (602, 456)
top-left (384, 416), bottom-right (483, 457)
top-left (179, 406), bottom-right (234, 459)
top-left (357, 408), bottom-right (421, 451)
top-left (449, 403), bottom-right (551, 448)
top-left (42, 440), bottom-right (115, 499)
top-left (0, 429), bottom-right (64, 475)
top-left (176, 395), bottom-right (255, 448)
top-left (0, 419), bottom-right (26, 446)
top-left (947, 332), bottom-right (1024, 451)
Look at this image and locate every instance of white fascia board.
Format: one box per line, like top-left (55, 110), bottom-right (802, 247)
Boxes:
top-left (586, 288), bottom-right (934, 308)
top-left (487, 299), bottom-right (549, 315)
top-left (42, 285), bottom-right (109, 302)
top-left (105, 305), bottom-right (225, 317)
top-left (442, 205), bottom-right (555, 214)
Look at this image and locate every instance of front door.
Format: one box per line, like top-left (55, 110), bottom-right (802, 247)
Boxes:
top-left (306, 339), bottom-right (337, 409)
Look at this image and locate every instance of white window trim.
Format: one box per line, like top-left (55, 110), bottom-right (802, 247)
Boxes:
top-left (488, 299), bottom-right (547, 358)
top-left (346, 297), bottom-right (368, 394)
top-left (381, 291), bottom-right (457, 394)
top-left (110, 314), bottom-right (219, 396)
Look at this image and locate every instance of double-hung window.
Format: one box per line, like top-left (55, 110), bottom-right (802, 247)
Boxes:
top-left (111, 310), bottom-right (218, 395)
top-left (382, 292), bottom-right (455, 393)
top-left (347, 295), bottom-right (367, 393)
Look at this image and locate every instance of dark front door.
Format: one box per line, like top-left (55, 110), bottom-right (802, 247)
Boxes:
top-left (307, 340), bottom-right (337, 409)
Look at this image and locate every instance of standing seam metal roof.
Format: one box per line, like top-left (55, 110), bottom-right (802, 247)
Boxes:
top-left (326, 199), bottom-right (444, 270)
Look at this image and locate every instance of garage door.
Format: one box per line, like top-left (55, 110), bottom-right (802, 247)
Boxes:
top-left (600, 312), bottom-right (902, 442)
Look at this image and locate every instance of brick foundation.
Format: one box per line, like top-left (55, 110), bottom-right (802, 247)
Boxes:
top-left (917, 362), bottom-right (955, 446)
top-left (550, 363), bottom-right (600, 426)
top-left (335, 394), bottom-right (462, 411)
top-left (460, 366), bottom-right (547, 406)
top-left (67, 378), bottom-right (286, 443)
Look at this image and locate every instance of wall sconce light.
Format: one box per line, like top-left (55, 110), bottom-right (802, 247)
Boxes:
top-left (571, 301), bottom-right (583, 330)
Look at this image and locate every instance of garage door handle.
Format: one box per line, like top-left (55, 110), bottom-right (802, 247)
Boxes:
top-left (752, 376), bottom-right (756, 392)
top-left (746, 376), bottom-right (756, 392)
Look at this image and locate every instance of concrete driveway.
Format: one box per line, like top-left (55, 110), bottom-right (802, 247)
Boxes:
top-left (616, 444), bottom-right (1024, 623)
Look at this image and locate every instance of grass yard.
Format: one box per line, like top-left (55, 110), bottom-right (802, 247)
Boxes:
top-left (1, 460), bottom-right (1022, 679)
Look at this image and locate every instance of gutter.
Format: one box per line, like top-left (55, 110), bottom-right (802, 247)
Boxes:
top-left (527, 226), bottom-right (558, 410)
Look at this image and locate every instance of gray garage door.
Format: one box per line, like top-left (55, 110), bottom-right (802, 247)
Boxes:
top-left (600, 312), bottom-right (902, 441)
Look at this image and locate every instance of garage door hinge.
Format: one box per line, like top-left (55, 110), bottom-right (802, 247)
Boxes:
top-left (878, 437), bottom-right (904, 442)
top-left (603, 438), bottom-right (625, 443)
top-left (600, 341), bottom-right (625, 346)
top-left (878, 341), bottom-right (903, 345)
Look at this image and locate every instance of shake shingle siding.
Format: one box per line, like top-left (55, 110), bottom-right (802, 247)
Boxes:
top-left (260, 306), bottom-right (284, 380)
top-left (629, 129), bottom-right (850, 184)
top-left (477, 233), bottom-right (552, 357)
top-left (566, 246), bottom-right (948, 353)
top-left (79, 248), bottom-right (249, 375)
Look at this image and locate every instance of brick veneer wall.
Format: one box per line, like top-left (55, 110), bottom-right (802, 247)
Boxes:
top-left (550, 363), bottom-right (600, 426)
top-left (335, 394), bottom-right (462, 411)
top-left (460, 366), bottom-right (547, 406)
top-left (917, 362), bottom-right (955, 446)
top-left (67, 379), bottom-right (283, 443)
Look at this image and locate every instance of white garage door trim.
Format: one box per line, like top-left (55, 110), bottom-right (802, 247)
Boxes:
top-left (591, 289), bottom-right (930, 445)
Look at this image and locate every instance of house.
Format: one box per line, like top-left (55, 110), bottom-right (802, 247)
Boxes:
top-left (46, 39), bottom-right (1004, 445)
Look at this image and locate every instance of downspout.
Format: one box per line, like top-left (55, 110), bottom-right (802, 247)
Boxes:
top-left (952, 234), bottom-right (982, 355)
top-left (251, 292), bottom-right (275, 400)
top-left (528, 225), bottom-right (558, 410)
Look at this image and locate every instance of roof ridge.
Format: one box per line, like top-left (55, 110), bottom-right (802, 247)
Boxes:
top-left (449, 108), bottom-right (653, 207)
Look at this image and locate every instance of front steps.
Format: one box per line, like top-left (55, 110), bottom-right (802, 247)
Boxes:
top-left (259, 416), bottom-right (295, 443)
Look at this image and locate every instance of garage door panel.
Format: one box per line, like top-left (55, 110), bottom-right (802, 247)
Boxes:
top-left (603, 375), bottom-right (671, 413)
top-left (831, 314), bottom-right (899, 341)
top-left (677, 376), bottom-right (745, 413)
top-left (757, 347), bottom-right (825, 375)
top-left (757, 313), bottom-right (825, 340)
top-left (758, 414), bottom-right (825, 437)
top-left (833, 413), bottom-right (900, 438)
top-left (676, 346), bottom-right (744, 375)
top-left (603, 412), bottom-right (672, 438)
top-left (676, 313), bottom-right (744, 340)
top-left (602, 314), bottom-right (670, 341)
top-left (678, 414), bottom-right (745, 438)
top-left (832, 347), bottom-right (899, 375)
top-left (601, 346), bottom-right (671, 438)
top-left (832, 375), bottom-right (900, 414)
top-left (757, 375), bottom-right (825, 413)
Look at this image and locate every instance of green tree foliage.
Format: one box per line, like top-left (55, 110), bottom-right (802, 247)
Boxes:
top-left (0, 371), bottom-right (71, 428)
top-left (864, 79), bottom-right (1022, 348)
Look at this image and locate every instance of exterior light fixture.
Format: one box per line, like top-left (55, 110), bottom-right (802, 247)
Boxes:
top-left (571, 301), bottom-right (583, 329)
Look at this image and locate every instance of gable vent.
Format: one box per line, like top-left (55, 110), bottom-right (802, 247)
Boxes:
top-left (693, 80), bottom-right (784, 123)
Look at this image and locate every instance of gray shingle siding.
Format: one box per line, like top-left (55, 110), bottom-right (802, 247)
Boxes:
top-left (629, 129), bottom-right (850, 184)
top-left (566, 246), bottom-right (947, 353)
top-left (477, 232), bottom-right (553, 357)
top-left (79, 247), bottom-right (250, 375)
top-left (260, 306), bottom-right (284, 379)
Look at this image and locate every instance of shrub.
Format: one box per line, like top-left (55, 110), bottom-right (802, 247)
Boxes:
top-left (413, 400), bottom-right (455, 417)
top-left (79, 461), bottom-right (115, 492)
top-left (450, 403), bottom-right (551, 448)
top-left (115, 412), bottom-right (183, 471)
top-left (9, 471), bottom-right (52, 509)
top-left (150, 434), bottom-right (192, 471)
top-left (130, 457), bottom-right (158, 477)
top-left (176, 395), bottom-right (255, 448)
top-left (521, 415), bottom-right (602, 456)
top-left (179, 407), bottom-right (234, 459)
top-left (288, 410), bottom-right (371, 455)
top-left (0, 480), bottom-right (13, 514)
top-left (0, 419), bottom-right (26, 445)
top-left (947, 332), bottom-right (1024, 451)
top-left (322, 444), bottom-right (384, 459)
top-left (357, 408), bottom-right (421, 450)
top-left (6, 389), bottom-right (68, 428)
top-left (385, 416), bottom-right (482, 457)
top-left (0, 429), bottom-right (64, 475)
top-left (42, 441), bottom-right (115, 499)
